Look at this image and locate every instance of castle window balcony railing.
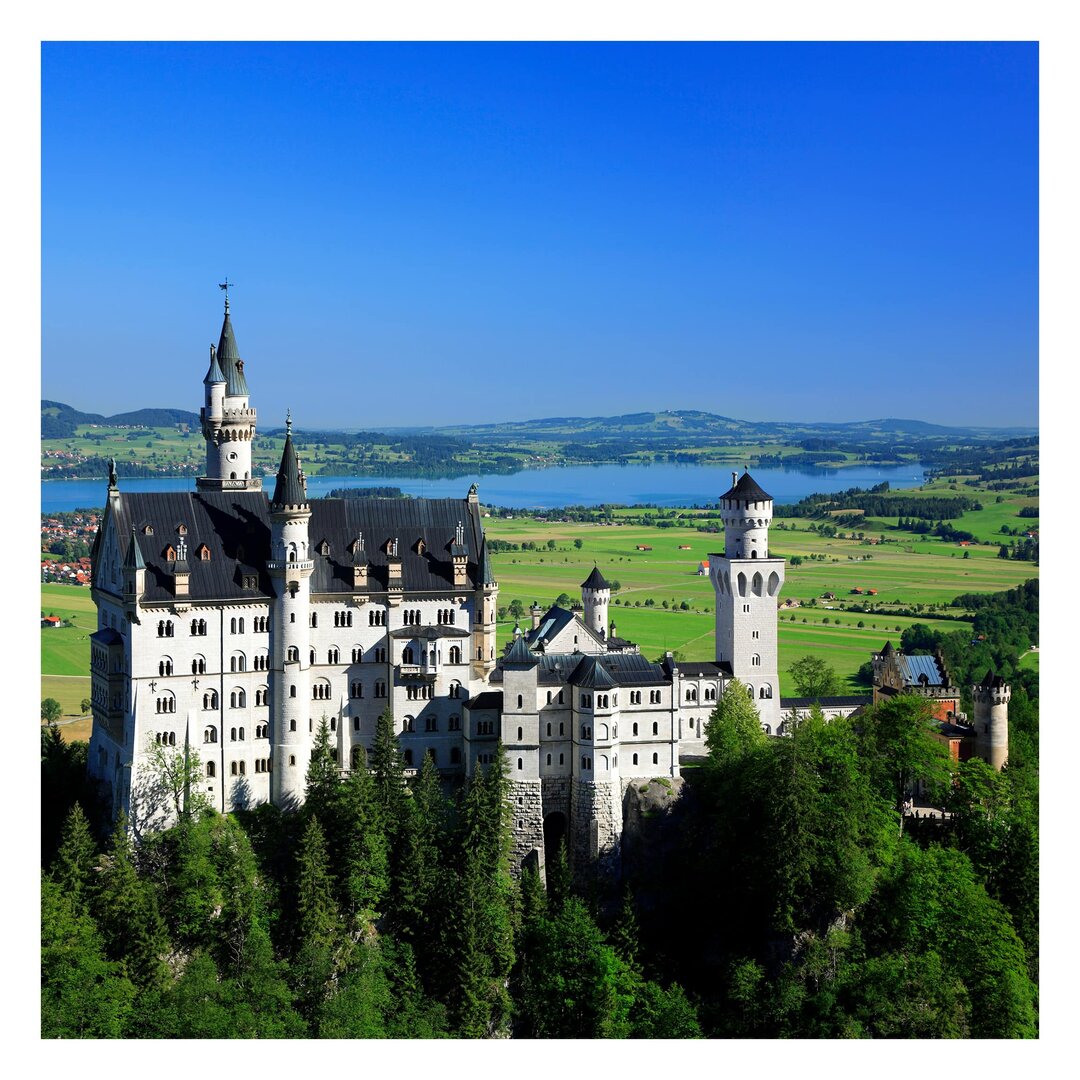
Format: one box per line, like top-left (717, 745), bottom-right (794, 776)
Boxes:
top-left (266, 558), bottom-right (314, 574)
top-left (397, 664), bottom-right (436, 680)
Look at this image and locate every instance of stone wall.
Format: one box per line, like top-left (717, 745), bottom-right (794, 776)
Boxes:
top-left (571, 777), bottom-right (621, 878)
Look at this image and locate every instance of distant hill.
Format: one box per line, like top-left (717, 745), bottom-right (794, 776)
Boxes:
top-left (42, 400), bottom-right (201, 439)
top-left (424, 409), bottom-right (1035, 443)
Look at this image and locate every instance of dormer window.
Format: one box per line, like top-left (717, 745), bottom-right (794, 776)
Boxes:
top-left (142, 524), bottom-right (154, 536)
top-left (197, 544), bottom-right (211, 561)
top-left (317, 539), bottom-right (331, 557)
top-left (243, 574), bottom-right (258, 590)
top-left (415, 538), bottom-right (426, 555)
top-left (164, 545), bottom-right (176, 562)
top-left (176, 523), bottom-right (188, 536)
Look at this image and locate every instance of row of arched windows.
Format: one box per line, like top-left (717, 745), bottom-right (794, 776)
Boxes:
top-left (154, 730), bottom-right (176, 744)
top-left (369, 610), bottom-right (386, 626)
top-left (190, 619), bottom-right (207, 636)
top-left (406, 684), bottom-right (433, 701)
top-left (155, 695), bottom-right (175, 713)
top-left (157, 620), bottom-right (174, 638)
top-left (435, 609), bottom-right (457, 625)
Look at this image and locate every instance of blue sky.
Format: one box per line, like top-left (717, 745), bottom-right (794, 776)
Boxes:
top-left (41, 41), bottom-right (1038, 429)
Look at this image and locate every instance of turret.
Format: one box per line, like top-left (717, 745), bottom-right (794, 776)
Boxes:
top-left (267, 413), bottom-right (313, 807)
top-left (473, 531), bottom-right (498, 675)
top-left (122, 525), bottom-right (146, 608)
top-left (581, 565), bottom-right (611, 640)
top-left (709, 470), bottom-right (785, 732)
top-left (198, 293), bottom-right (260, 491)
top-left (972, 670), bottom-right (1010, 771)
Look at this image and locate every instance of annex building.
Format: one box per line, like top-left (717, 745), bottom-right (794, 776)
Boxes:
top-left (87, 299), bottom-right (1009, 875)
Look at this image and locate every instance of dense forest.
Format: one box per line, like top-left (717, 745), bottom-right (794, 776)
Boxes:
top-left (42, 585), bottom-right (1038, 1039)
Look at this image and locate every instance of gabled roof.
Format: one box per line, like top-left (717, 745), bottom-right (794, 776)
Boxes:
top-left (569, 654), bottom-right (617, 689)
top-left (897, 653), bottom-right (949, 688)
top-left (581, 566), bottom-right (611, 591)
top-left (719, 470), bottom-right (772, 502)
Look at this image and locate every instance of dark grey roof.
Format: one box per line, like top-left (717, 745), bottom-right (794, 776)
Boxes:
top-left (719, 470), bottom-right (772, 502)
top-left (504, 634), bottom-right (538, 667)
top-left (881, 640), bottom-right (896, 656)
top-left (216, 306), bottom-right (249, 397)
top-left (271, 428), bottom-right (309, 511)
top-left (595, 652), bottom-right (669, 686)
top-left (203, 343), bottom-right (226, 385)
top-left (677, 661), bottom-right (724, 677)
top-left (466, 691), bottom-right (503, 711)
top-left (780, 695), bottom-right (872, 709)
top-left (389, 624), bottom-right (470, 640)
top-left (570, 654), bottom-right (617, 690)
top-left (978, 669), bottom-right (1007, 689)
top-left (90, 627), bottom-right (123, 647)
top-left (581, 566), bottom-right (611, 591)
top-left (525, 605), bottom-right (577, 650)
top-left (479, 538), bottom-right (496, 586)
top-left (123, 526), bottom-right (145, 571)
top-left (103, 490), bottom-right (488, 603)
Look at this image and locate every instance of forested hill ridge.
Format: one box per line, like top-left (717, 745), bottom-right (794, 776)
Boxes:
top-left (42, 398), bottom-right (1038, 481)
top-left (42, 400), bottom-right (201, 439)
top-left (412, 410), bottom-right (1037, 443)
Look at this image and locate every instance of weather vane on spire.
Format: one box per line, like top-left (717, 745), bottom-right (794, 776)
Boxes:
top-left (218, 278), bottom-right (234, 311)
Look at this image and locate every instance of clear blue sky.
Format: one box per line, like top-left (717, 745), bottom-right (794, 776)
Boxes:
top-left (41, 41), bottom-right (1038, 430)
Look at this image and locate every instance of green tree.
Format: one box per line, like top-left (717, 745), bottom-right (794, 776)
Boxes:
top-left (80, 697), bottom-right (91, 715)
top-left (704, 678), bottom-right (765, 767)
top-left (573, 538), bottom-right (584, 549)
top-left (788, 655), bottom-right (842, 698)
top-left (292, 816), bottom-right (342, 1026)
top-left (94, 813), bottom-right (170, 990)
top-left (41, 876), bottom-right (137, 1038)
top-left (51, 802), bottom-right (98, 910)
top-left (369, 707), bottom-right (406, 832)
top-left (41, 697), bottom-right (62, 724)
top-left (137, 736), bottom-right (209, 825)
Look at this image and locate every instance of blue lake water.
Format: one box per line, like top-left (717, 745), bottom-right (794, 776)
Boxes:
top-left (42, 462), bottom-right (927, 514)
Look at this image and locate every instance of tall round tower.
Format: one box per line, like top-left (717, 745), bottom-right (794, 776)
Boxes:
top-left (581, 566), bottom-right (611, 640)
top-left (198, 294), bottom-right (261, 491)
top-left (709, 471), bottom-right (785, 733)
top-left (268, 414), bottom-right (314, 808)
top-left (972, 669), bottom-right (1010, 771)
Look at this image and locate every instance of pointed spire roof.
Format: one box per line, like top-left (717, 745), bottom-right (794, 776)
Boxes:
top-left (216, 299), bottom-right (249, 397)
top-left (123, 526), bottom-right (145, 571)
top-left (504, 633), bottom-right (538, 667)
top-left (719, 470), bottom-right (772, 502)
top-left (581, 565), bottom-right (611, 591)
top-left (479, 537), bottom-right (497, 586)
top-left (203, 342), bottom-right (226, 385)
top-left (881, 640), bottom-right (896, 657)
top-left (270, 412), bottom-right (308, 511)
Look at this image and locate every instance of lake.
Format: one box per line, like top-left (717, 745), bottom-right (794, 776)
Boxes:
top-left (42, 461), bottom-right (927, 514)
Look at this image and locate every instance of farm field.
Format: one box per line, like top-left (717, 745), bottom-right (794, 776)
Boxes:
top-left (483, 515), bottom-right (1037, 694)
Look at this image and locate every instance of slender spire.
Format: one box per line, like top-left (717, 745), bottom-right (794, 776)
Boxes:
top-left (270, 412), bottom-right (308, 511)
top-left (203, 342), bottom-right (226, 385)
top-left (123, 526), bottom-right (145, 571)
top-left (215, 291), bottom-right (249, 397)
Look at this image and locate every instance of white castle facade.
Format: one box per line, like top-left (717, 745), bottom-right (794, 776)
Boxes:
top-left (87, 299), bottom-right (1006, 874)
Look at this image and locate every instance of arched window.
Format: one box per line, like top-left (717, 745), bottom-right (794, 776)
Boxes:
top-left (633, 753), bottom-right (638, 765)
top-left (652, 752), bottom-right (658, 765)
top-left (403, 646), bottom-right (414, 664)
top-left (751, 654), bottom-right (761, 667)
top-left (206, 761), bottom-right (216, 778)
top-left (290, 685), bottom-right (297, 698)
top-left (204, 726), bottom-right (217, 744)
top-left (449, 646), bottom-right (461, 664)
top-left (633, 722), bottom-right (638, 736)
top-left (290, 718), bottom-right (297, 731)
top-left (652, 721), bottom-right (658, 736)
top-left (288, 646), bottom-right (299, 663)
top-left (203, 690), bottom-right (218, 710)
top-left (159, 658), bottom-right (173, 676)
top-left (328, 647), bottom-right (339, 664)
top-left (517, 758), bottom-right (523, 770)
top-left (403, 749), bottom-right (413, 767)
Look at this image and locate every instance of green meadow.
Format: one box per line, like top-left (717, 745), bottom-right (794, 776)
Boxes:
top-left (484, 513), bottom-right (1037, 695)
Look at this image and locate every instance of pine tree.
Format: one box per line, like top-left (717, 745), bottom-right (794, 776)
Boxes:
top-left (94, 813), bottom-right (170, 990)
top-left (369, 706), bottom-right (406, 837)
top-left (292, 816), bottom-right (342, 1027)
top-left (51, 802), bottom-right (98, 910)
top-left (337, 752), bottom-right (390, 924)
top-left (304, 715), bottom-right (340, 824)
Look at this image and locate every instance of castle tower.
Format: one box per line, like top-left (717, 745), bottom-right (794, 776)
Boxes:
top-left (198, 294), bottom-right (261, 492)
top-left (501, 634), bottom-right (544, 871)
top-left (267, 414), bottom-right (314, 807)
top-left (471, 489), bottom-right (498, 676)
top-left (581, 566), bottom-right (611, 640)
top-left (569, 654), bottom-right (622, 878)
top-left (972, 669), bottom-right (1010, 771)
top-left (709, 471), bottom-right (785, 732)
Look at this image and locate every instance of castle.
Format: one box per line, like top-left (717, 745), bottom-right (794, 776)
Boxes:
top-left (86, 298), bottom-right (1009, 874)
